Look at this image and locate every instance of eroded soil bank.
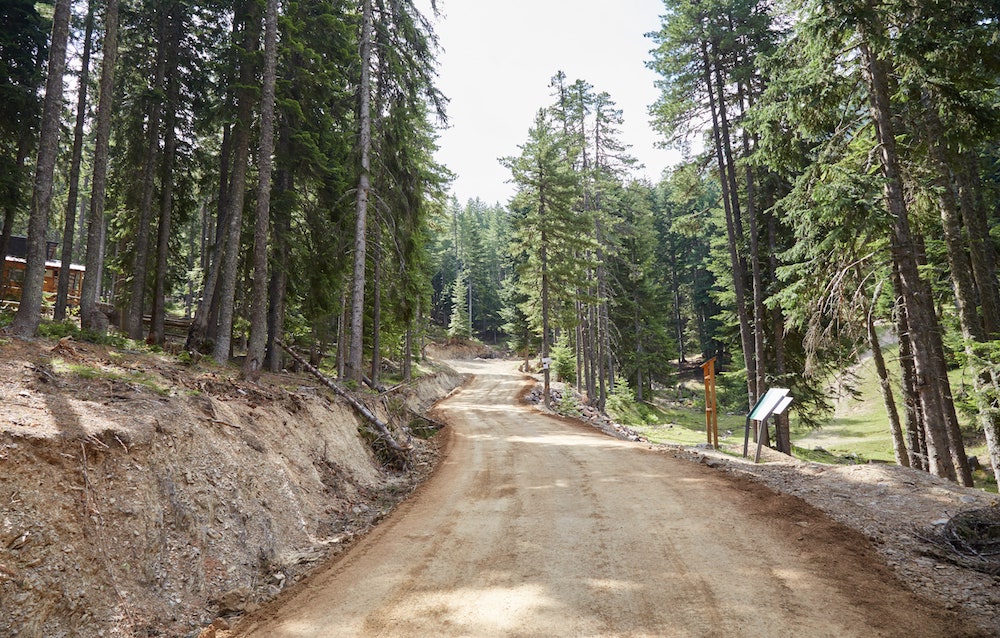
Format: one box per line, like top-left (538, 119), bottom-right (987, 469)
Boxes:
top-left (0, 338), bottom-right (464, 637)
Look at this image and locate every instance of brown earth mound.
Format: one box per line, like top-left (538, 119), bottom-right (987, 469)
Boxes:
top-left (0, 337), bottom-right (464, 637)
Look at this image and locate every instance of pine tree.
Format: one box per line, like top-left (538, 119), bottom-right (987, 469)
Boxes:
top-left (649, 0), bottom-right (783, 411)
top-left (80, 0), bottom-right (121, 332)
top-left (11, 0), bottom-right (72, 337)
top-left (746, 0), bottom-right (997, 481)
top-left (448, 268), bottom-right (471, 339)
top-left (609, 181), bottom-right (669, 401)
top-left (243, 0), bottom-right (279, 380)
top-left (0, 0), bottom-right (48, 294)
top-left (54, 1), bottom-right (95, 322)
top-left (503, 108), bottom-right (590, 408)
top-left (346, 0), bottom-right (445, 382)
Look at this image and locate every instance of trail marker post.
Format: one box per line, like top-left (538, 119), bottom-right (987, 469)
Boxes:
top-left (701, 358), bottom-right (718, 449)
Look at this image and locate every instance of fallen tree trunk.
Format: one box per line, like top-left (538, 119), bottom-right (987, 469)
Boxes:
top-left (363, 373), bottom-right (387, 393)
top-left (276, 339), bottom-right (411, 455)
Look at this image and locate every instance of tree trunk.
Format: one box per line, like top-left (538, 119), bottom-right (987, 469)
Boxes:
top-left (403, 326), bottom-right (413, 382)
top-left (862, 39), bottom-right (956, 481)
top-left (670, 238), bottom-right (685, 365)
top-left (76, 174), bottom-right (88, 268)
top-left (276, 339), bottom-right (410, 460)
top-left (81, 0), bottom-right (121, 332)
top-left (768, 212), bottom-right (791, 454)
top-left (581, 308), bottom-right (592, 401)
top-left (541, 225), bottom-right (551, 409)
top-left (922, 97), bottom-right (976, 486)
top-left (635, 285), bottom-right (645, 402)
top-left (149, 3), bottom-right (182, 346)
top-left (347, 0), bottom-right (374, 383)
top-left (702, 38), bottom-right (755, 409)
top-left (55, 0), bottom-right (95, 321)
top-left (336, 286), bottom-right (348, 379)
top-left (587, 302), bottom-right (601, 407)
top-left (742, 135), bottom-right (767, 413)
top-left (958, 151), bottom-right (1000, 337)
top-left (370, 221), bottom-right (382, 385)
top-left (243, 0), bottom-right (279, 379)
top-left (123, 8), bottom-right (170, 338)
top-left (596, 230), bottom-right (609, 411)
top-left (184, 200), bottom-right (201, 319)
top-left (265, 169), bottom-right (291, 373)
top-left (953, 153), bottom-right (1000, 487)
top-left (185, 122), bottom-right (232, 352)
top-left (575, 302), bottom-right (584, 394)
top-left (867, 281), bottom-right (908, 466)
top-left (11, 0), bottom-right (72, 337)
top-left (196, 118), bottom-right (230, 316)
top-left (737, 76), bottom-right (768, 412)
top-left (894, 274), bottom-right (926, 470)
top-left (186, 215), bottom-right (226, 352)
top-left (213, 0), bottom-right (261, 364)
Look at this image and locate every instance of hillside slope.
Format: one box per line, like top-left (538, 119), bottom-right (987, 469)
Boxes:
top-left (0, 338), bottom-right (464, 637)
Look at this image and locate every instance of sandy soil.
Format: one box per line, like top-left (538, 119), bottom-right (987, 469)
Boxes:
top-left (230, 359), bottom-right (990, 638)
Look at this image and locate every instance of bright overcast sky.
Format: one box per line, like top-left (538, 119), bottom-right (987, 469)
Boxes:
top-left (422, 0), bottom-right (679, 205)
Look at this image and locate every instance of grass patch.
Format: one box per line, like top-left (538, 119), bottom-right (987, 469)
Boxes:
top-left (621, 400), bottom-right (748, 449)
top-left (792, 416), bottom-right (896, 463)
top-left (50, 357), bottom-right (169, 395)
top-left (793, 343), bottom-right (996, 491)
top-left (791, 444), bottom-right (872, 465)
top-left (37, 319), bottom-right (147, 350)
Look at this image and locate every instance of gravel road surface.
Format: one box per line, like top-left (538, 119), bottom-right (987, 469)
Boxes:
top-left (233, 359), bottom-right (979, 637)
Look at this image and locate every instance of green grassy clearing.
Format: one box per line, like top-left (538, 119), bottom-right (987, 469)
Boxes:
top-left (611, 351), bottom-right (996, 492)
top-left (609, 395), bottom-right (749, 450)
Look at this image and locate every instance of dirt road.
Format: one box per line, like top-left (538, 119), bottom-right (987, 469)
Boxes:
top-left (233, 359), bottom-right (980, 637)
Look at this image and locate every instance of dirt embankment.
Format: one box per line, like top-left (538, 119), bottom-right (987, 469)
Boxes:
top-left (0, 338), bottom-right (465, 638)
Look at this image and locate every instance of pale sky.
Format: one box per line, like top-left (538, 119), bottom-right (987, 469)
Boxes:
top-left (423, 0), bottom-right (679, 205)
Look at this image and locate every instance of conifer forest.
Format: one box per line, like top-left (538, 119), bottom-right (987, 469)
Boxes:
top-left (2, 0), bottom-right (999, 489)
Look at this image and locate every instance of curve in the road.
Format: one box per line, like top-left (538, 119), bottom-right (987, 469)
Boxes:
top-left (234, 359), bottom-right (982, 638)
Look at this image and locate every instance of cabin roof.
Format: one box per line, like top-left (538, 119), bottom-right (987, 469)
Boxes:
top-left (4, 256), bottom-right (86, 271)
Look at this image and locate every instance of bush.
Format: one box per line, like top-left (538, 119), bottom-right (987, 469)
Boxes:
top-left (552, 336), bottom-right (575, 385)
top-left (557, 387), bottom-right (581, 416)
top-left (605, 377), bottom-right (636, 416)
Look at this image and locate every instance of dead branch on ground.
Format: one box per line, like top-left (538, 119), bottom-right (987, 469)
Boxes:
top-left (275, 340), bottom-right (411, 458)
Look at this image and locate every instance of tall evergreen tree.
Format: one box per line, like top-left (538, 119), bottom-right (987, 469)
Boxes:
top-left (649, 0), bottom-right (783, 411)
top-left (448, 268), bottom-right (471, 338)
top-left (0, 0), bottom-right (48, 293)
top-left (81, 0), bottom-right (121, 333)
top-left (746, 0), bottom-right (998, 481)
top-left (346, 0), bottom-right (444, 382)
top-left (504, 108), bottom-right (590, 408)
top-left (11, 0), bottom-right (71, 337)
top-left (243, 0), bottom-right (280, 379)
top-left (54, 1), bottom-right (95, 322)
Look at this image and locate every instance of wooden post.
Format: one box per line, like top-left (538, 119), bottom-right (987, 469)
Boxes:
top-left (702, 357), bottom-right (718, 449)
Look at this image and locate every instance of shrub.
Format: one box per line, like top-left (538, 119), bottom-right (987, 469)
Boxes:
top-left (552, 336), bottom-right (576, 385)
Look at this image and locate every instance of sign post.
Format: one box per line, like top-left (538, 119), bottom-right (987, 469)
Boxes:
top-left (743, 388), bottom-right (793, 462)
top-left (701, 358), bottom-right (718, 449)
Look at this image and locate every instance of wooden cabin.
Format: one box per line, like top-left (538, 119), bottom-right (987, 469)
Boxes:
top-left (1, 236), bottom-right (85, 307)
